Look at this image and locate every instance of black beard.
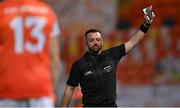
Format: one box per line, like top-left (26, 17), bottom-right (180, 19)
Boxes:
top-left (88, 47), bottom-right (101, 56)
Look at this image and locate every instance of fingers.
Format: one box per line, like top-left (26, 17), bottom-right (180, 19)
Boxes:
top-left (152, 12), bottom-right (155, 18)
top-left (149, 5), bottom-right (152, 10)
top-left (143, 6), bottom-right (155, 23)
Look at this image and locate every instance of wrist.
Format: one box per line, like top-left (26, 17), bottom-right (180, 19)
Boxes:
top-left (139, 21), bottom-right (151, 33)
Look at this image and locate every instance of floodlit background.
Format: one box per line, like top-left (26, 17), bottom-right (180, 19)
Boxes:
top-left (45, 0), bottom-right (180, 107)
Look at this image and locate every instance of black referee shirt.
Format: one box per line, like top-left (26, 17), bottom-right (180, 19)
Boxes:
top-left (67, 44), bottom-right (126, 106)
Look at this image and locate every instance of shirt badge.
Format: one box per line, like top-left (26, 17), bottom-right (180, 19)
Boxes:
top-left (104, 65), bottom-right (112, 73)
top-left (84, 71), bottom-right (93, 76)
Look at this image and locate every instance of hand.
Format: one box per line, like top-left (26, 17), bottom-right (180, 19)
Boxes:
top-left (143, 6), bottom-right (155, 23)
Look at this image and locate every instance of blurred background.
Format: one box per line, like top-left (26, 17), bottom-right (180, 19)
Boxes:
top-left (45, 0), bottom-right (180, 107)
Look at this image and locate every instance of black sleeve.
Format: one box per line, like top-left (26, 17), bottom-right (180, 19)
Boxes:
top-left (107, 44), bottom-right (126, 62)
top-left (66, 62), bottom-right (80, 87)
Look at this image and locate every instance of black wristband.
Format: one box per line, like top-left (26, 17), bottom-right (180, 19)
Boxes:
top-left (139, 21), bottom-right (151, 33)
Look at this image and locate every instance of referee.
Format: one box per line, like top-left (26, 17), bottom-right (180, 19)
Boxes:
top-left (61, 6), bottom-right (155, 107)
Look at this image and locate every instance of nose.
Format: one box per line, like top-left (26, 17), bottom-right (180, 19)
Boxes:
top-left (94, 40), bottom-right (98, 45)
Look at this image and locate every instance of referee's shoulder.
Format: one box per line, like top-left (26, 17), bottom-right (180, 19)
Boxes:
top-left (72, 54), bottom-right (86, 66)
top-left (101, 48), bottom-right (111, 54)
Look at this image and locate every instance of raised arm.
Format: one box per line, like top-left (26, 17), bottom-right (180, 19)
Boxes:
top-left (125, 6), bottom-right (155, 53)
top-left (125, 30), bottom-right (145, 53)
top-left (61, 85), bottom-right (76, 107)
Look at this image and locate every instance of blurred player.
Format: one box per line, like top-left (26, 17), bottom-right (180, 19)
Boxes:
top-left (0, 0), bottom-right (61, 107)
top-left (61, 6), bottom-right (155, 107)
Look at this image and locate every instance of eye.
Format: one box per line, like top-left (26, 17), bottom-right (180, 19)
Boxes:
top-left (96, 38), bottom-right (101, 41)
top-left (88, 39), bottom-right (94, 42)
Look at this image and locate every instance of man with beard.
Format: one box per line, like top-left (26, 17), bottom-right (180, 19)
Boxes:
top-left (61, 6), bottom-right (155, 107)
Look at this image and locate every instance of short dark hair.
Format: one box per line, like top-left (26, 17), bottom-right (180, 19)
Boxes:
top-left (84, 28), bottom-right (102, 39)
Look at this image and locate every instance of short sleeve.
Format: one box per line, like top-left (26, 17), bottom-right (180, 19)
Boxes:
top-left (50, 19), bottom-right (60, 38)
top-left (48, 9), bottom-right (61, 37)
top-left (107, 44), bottom-right (126, 62)
top-left (66, 62), bottom-right (80, 87)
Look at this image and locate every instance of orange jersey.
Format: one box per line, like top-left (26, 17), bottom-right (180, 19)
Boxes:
top-left (0, 0), bottom-right (60, 99)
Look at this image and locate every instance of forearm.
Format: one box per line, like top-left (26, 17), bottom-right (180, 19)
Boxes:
top-left (125, 30), bottom-right (145, 53)
top-left (51, 59), bottom-right (61, 92)
top-left (61, 86), bottom-right (75, 107)
top-left (61, 93), bottom-right (72, 107)
top-left (125, 20), bottom-right (152, 53)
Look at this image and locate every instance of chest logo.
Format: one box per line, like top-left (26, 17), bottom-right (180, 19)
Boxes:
top-left (104, 65), bottom-right (112, 73)
top-left (84, 71), bottom-right (93, 76)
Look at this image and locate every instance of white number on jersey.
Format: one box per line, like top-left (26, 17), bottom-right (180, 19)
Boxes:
top-left (10, 16), bottom-right (47, 54)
